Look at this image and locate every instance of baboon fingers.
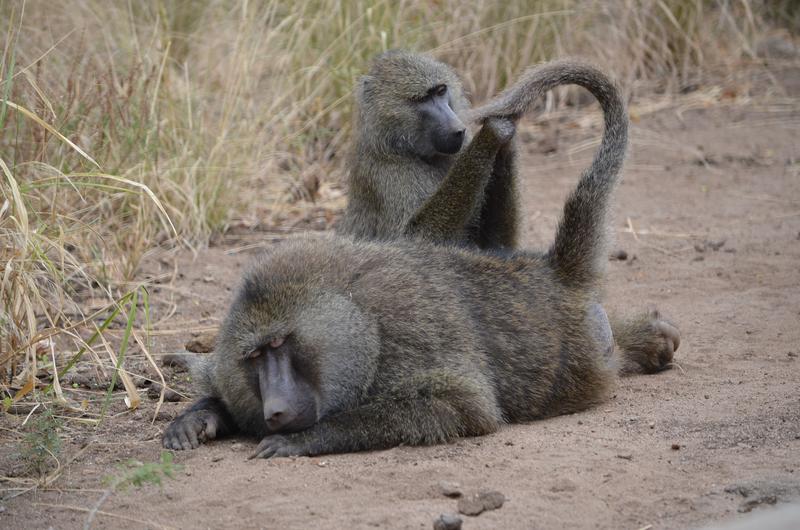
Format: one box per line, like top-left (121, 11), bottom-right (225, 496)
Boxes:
top-left (249, 434), bottom-right (307, 460)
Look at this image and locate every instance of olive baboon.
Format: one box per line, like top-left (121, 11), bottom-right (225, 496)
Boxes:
top-left (337, 50), bottom-right (520, 249)
top-left (162, 65), bottom-right (678, 457)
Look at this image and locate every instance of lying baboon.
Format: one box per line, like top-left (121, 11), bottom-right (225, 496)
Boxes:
top-left (162, 66), bottom-right (678, 457)
top-left (339, 50), bottom-right (679, 373)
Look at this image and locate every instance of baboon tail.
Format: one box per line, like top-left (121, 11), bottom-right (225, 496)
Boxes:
top-left (471, 61), bottom-right (628, 288)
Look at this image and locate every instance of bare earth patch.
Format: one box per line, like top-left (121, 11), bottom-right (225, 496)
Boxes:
top-left (2, 74), bottom-right (799, 529)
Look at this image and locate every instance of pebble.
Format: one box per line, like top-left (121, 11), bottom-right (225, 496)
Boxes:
top-left (147, 383), bottom-right (181, 402)
top-left (211, 455), bottom-right (223, 462)
top-left (161, 353), bottom-right (193, 371)
top-left (671, 443), bottom-right (681, 450)
top-left (549, 478), bottom-right (577, 493)
top-left (457, 490), bottom-right (505, 516)
top-left (155, 410), bottom-right (174, 422)
top-left (738, 495), bottom-right (777, 513)
top-left (433, 514), bottom-right (462, 530)
top-left (63, 372), bottom-right (93, 389)
top-left (438, 481), bottom-right (462, 498)
top-left (610, 249), bottom-right (628, 261)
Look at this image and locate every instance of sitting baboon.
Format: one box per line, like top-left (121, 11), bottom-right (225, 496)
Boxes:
top-left (337, 50), bottom-right (520, 249)
top-left (162, 65), bottom-right (679, 457)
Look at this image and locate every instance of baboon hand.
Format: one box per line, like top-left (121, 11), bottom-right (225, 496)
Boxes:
top-left (162, 409), bottom-right (221, 450)
top-left (484, 117), bottom-right (516, 144)
top-left (249, 433), bottom-right (311, 459)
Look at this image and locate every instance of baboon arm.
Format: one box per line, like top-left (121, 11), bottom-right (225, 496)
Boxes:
top-left (405, 119), bottom-right (513, 244)
top-left (249, 372), bottom-right (501, 458)
top-left (162, 396), bottom-right (237, 450)
top-left (476, 141), bottom-right (519, 249)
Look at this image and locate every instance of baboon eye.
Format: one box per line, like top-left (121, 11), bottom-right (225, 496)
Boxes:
top-left (244, 348), bottom-right (261, 360)
top-left (432, 84), bottom-right (447, 97)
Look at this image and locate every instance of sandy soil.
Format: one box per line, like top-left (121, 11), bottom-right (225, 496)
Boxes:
top-left (2, 66), bottom-right (799, 529)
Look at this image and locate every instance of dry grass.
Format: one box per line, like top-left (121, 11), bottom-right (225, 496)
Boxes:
top-left (0, 0), bottom-right (791, 420)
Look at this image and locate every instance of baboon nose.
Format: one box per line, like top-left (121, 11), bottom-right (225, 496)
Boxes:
top-left (452, 128), bottom-right (465, 142)
top-left (263, 399), bottom-right (294, 430)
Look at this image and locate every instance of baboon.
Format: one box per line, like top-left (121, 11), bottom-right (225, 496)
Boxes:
top-left (162, 66), bottom-right (679, 457)
top-left (337, 50), bottom-right (520, 249)
top-left (338, 51), bottom-right (679, 373)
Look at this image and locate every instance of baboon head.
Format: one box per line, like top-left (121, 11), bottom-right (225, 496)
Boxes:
top-left (209, 241), bottom-right (380, 436)
top-left (356, 50), bottom-right (470, 158)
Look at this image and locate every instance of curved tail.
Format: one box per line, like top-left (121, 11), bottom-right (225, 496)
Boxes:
top-left (470, 60), bottom-right (629, 289)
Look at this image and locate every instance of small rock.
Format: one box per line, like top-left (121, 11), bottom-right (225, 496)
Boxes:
top-left (161, 353), bottom-right (193, 371)
top-left (648, 422), bottom-right (655, 429)
top-left (63, 372), bottom-right (93, 389)
top-left (457, 490), bottom-right (505, 516)
top-left (671, 443), bottom-right (681, 451)
top-left (616, 454), bottom-right (633, 460)
top-left (724, 484), bottom-right (752, 497)
top-left (211, 455), bottom-right (223, 462)
top-left (438, 481), bottom-right (462, 498)
top-left (549, 478), bottom-right (577, 493)
top-left (185, 331), bottom-right (216, 353)
top-left (433, 514), bottom-right (462, 530)
top-left (155, 410), bottom-right (174, 422)
top-left (147, 383), bottom-right (181, 402)
top-left (610, 249), bottom-right (628, 261)
top-left (230, 443), bottom-right (244, 452)
top-left (707, 239), bottom-right (726, 251)
top-left (738, 495), bottom-right (777, 513)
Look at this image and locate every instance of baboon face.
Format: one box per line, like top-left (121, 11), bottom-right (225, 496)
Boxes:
top-left (214, 247), bottom-right (382, 436)
top-left (242, 335), bottom-right (320, 433)
top-left (414, 83), bottom-right (466, 155)
top-left (358, 50), bottom-right (469, 158)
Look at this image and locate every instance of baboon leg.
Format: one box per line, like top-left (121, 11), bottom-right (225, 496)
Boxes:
top-left (163, 396), bottom-right (236, 450)
top-left (475, 141), bottom-right (519, 249)
top-left (405, 118), bottom-right (515, 244)
top-left (587, 302), bottom-right (615, 362)
top-left (612, 309), bottom-right (680, 375)
top-left (249, 372), bottom-right (501, 459)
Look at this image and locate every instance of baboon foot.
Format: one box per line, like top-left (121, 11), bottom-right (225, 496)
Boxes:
top-left (615, 309), bottom-right (680, 375)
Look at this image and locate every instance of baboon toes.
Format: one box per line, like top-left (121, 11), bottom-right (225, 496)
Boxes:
top-left (485, 117), bottom-right (516, 144)
top-left (618, 310), bottom-right (681, 375)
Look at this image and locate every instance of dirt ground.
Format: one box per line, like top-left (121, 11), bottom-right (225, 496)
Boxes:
top-left (2, 65), bottom-right (799, 529)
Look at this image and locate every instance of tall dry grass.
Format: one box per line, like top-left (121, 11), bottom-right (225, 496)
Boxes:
top-left (0, 0), bottom-right (789, 411)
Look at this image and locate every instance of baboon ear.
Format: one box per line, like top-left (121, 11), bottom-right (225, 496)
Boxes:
top-left (358, 75), bottom-right (375, 98)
